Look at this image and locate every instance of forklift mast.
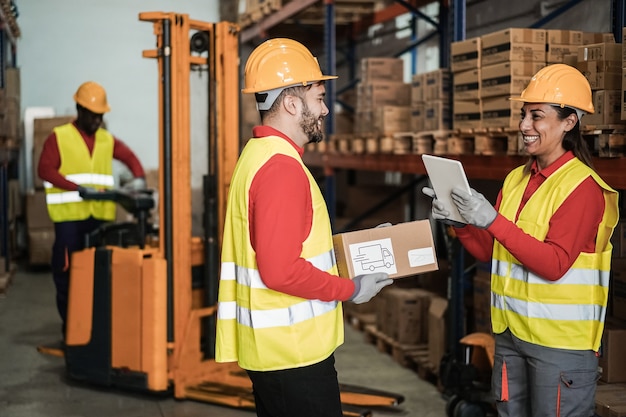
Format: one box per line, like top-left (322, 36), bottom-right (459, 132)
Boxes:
top-left (138, 12), bottom-right (240, 398)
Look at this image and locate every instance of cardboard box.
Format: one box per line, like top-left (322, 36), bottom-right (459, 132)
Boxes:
top-left (423, 68), bottom-right (451, 101)
top-left (374, 106), bottom-right (410, 134)
top-left (583, 90), bottom-right (622, 126)
top-left (357, 81), bottom-right (411, 111)
top-left (333, 220), bottom-right (438, 280)
top-left (481, 95), bottom-right (523, 128)
top-left (582, 32), bottom-right (615, 45)
top-left (428, 296), bottom-right (448, 368)
top-left (411, 73), bottom-right (425, 106)
top-left (25, 190), bottom-right (54, 230)
top-left (577, 43), bottom-right (622, 90)
top-left (381, 287), bottom-right (432, 344)
top-left (424, 100), bottom-right (451, 131)
top-left (481, 28), bottom-right (546, 66)
top-left (546, 30), bottom-right (583, 64)
top-left (599, 325), bottom-right (626, 383)
top-left (360, 57), bottom-right (404, 82)
top-left (410, 104), bottom-right (425, 132)
top-left (547, 29), bottom-right (583, 45)
top-left (453, 99), bottom-right (482, 130)
top-left (28, 228), bottom-right (55, 265)
top-left (5, 67), bottom-right (20, 100)
top-left (451, 37), bottom-right (481, 73)
top-left (453, 68), bottom-right (480, 100)
top-left (480, 61), bottom-right (545, 99)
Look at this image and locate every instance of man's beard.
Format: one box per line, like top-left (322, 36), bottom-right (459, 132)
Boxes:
top-left (300, 102), bottom-right (325, 144)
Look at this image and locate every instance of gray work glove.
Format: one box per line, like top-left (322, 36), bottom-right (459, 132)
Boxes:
top-left (450, 187), bottom-right (497, 229)
top-left (77, 186), bottom-right (98, 198)
top-left (350, 272), bottom-right (393, 304)
top-left (123, 177), bottom-right (147, 191)
top-left (421, 186), bottom-right (466, 228)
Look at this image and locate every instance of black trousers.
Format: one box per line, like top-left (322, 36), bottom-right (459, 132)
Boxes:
top-left (52, 217), bottom-right (105, 334)
top-left (246, 354), bottom-right (343, 417)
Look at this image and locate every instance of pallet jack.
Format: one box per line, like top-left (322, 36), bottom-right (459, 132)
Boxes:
top-left (54, 12), bottom-right (405, 417)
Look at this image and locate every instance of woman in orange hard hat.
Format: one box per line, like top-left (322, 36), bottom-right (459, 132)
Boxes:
top-left (423, 64), bottom-right (619, 416)
top-left (216, 38), bottom-right (392, 417)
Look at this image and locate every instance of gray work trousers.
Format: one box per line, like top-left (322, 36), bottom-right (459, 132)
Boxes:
top-left (492, 329), bottom-right (598, 417)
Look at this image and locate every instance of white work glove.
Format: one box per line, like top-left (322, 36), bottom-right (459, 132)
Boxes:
top-left (375, 222), bottom-right (392, 228)
top-left (421, 186), bottom-right (466, 228)
top-left (123, 177), bottom-right (147, 191)
top-left (350, 272), bottom-right (393, 304)
top-left (450, 187), bottom-right (497, 229)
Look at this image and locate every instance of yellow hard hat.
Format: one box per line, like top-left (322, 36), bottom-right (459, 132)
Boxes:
top-left (242, 38), bottom-right (337, 94)
top-left (510, 64), bottom-right (594, 114)
top-left (73, 81), bottom-right (111, 114)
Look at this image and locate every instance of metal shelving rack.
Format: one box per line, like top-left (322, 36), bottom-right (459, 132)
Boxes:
top-left (0, 0), bottom-right (19, 274)
top-left (239, 0), bottom-right (626, 382)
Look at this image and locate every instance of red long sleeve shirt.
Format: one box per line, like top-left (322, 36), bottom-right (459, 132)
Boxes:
top-left (37, 121), bottom-right (145, 191)
top-left (455, 151), bottom-right (605, 281)
top-left (249, 126), bottom-right (355, 302)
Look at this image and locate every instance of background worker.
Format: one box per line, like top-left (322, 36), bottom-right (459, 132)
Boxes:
top-left (215, 38), bottom-right (393, 417)
top-left (38, 81), bottom-right (146, 339)
top-left (423, 64), bottom-right (619, 417)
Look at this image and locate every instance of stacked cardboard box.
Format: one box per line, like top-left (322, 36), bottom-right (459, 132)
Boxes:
top-left (0, 67), bottom-right (22, 142)
top-left (546, 29), bottom-right (583, 64)
top-left (355, 57), bottom-right (410, 137)
top-left (452, 37), bottom-right (482, 130)
top-left (423, 69), bottom-right (452, 131)
top-left (480, 28), bottom-right (546, 129)
top-left (410, 72), bottom-right (425, 132)
top-left (25, 190), bottom-right (55, 265)
top-left (29, 116), bottom-right (75, 264)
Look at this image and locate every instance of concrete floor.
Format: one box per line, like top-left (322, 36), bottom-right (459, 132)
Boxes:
top-left (0, 266), bottom-right (447, 417)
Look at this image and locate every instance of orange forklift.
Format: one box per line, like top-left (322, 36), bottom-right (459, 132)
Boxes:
top-left (60, 12), bottom-right (404, 417)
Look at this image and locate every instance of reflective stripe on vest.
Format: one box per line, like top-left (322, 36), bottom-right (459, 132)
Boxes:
top-left (216, 136), bottom-right (344, 371)
top-left (490, 158), bottom-right (618, 351)
top-left (44, 124), bottom-right (116, 222)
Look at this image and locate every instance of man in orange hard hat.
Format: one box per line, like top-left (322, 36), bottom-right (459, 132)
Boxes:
top-left (38, 81), bottom-right (146, 342)
top-left (215, 39), bottom-right (393, 417)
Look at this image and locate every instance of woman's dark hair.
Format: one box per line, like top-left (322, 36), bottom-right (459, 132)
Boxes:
top-left (523, 105), bottom-right (593, 174)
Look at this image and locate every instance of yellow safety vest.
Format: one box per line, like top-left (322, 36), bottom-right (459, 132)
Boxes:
top-left (491, 158), bottom-right (618, 351)
top-left (44, 124), bottom-right (116, 222)
top-left (215, 136), bottom-right (344, 371)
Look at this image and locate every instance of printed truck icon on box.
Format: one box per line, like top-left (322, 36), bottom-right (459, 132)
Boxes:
top-left (348, 238), bottom-right (398, 276)
top-left (354, 244), bottom-right (395, 271)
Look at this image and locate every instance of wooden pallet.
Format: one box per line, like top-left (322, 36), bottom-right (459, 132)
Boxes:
top-left (581, 124), bottom-right (626, 157)
top-left (363, 324), bottom-right (437, 383)
top-left (344, 311), bottom-right (376, 331)
top-left (411, 129), bottom-right (454, 155)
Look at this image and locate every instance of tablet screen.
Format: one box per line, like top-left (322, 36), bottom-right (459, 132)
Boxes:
top-left (421, 154), bottom-right (471, 224)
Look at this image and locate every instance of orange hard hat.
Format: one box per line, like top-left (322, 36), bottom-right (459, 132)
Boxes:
top-left (73, 81), bottom-right (111, 114)
top-left (242, 38), bottom-right (337, 94)
top-left (510, 64), bottom-right (594, 114)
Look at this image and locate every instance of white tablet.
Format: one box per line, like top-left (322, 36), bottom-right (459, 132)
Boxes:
top-left (421, 154), bottom-right (472, 224)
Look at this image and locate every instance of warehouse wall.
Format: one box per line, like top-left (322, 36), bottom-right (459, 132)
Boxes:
top-left (17, 0), bottom-right (220, 177)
